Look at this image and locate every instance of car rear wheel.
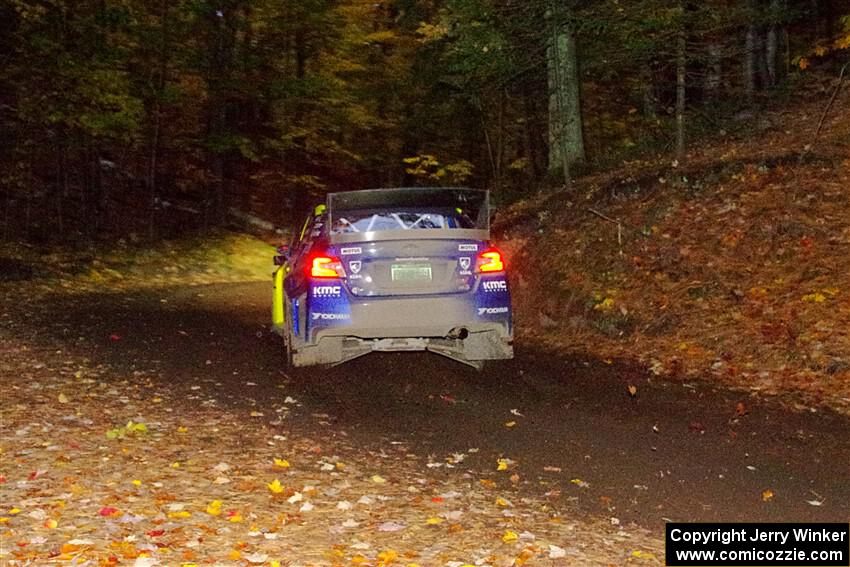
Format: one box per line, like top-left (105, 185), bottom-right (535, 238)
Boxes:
top-left (282, 301), bottom-right (294, 367)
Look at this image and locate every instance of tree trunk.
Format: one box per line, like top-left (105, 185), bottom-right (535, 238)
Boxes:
top-left (495, 89), bottom-right (505, 194)
top-left (755, 28), bottom-right (770, 88)
top-left (705, 42), bottom-right (722, 96)
top-left (744, 25), bottom-right (757, 97)
top-left (148, 0), bottom-right (169, 240)
top-left (54, 144), bottom-right (64, 238)
top-left (206, 3), bottom-right (238, 226)
top-left (675, 26), bottom-right (687, 162)
top-left (765, 0), bottom-right (782, 86)
top-left (521, 81), bottom-right (545, 181)
top-left (546, 3), bottom-right (585, 186)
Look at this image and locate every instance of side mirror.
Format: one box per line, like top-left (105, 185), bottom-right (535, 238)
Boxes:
top-left (274, 245), bottom-right (290, 266)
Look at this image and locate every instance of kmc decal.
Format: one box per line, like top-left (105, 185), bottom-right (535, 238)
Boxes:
top-left (313, 285), bottom-right (342, 297)
top-left (482, 280), bottom-right (508, 292)
top-left (459, 257), bottom-right (471, 271)
top-left (349, 260), bottom-right (362, 274)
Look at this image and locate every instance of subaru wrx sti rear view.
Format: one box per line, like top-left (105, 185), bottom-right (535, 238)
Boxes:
top-left (272, 187), bottom-right (513, 369)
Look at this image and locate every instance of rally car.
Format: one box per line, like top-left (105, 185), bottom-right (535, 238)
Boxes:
top-left (271, 187), bottom-right (513, 369)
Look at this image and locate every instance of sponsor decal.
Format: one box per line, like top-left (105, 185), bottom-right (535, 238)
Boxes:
top-left (478, 306), bottom-right (509, 316)
top-left (312, 285), bottom-right (342, 297)
top-left (482, 280), bottom-right (508, 292)
top-left (349, 260), bottom-right (362, 274)
top-left (458, 243), bottom-right (478, 252)
top-left (458, 257), bottom-right (471, 271)
top-left (341, 247), bottom-right (362, 255)
top-left (311, 312), bottom-right (351, 321)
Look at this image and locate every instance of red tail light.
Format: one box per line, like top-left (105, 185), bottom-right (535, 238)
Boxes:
top-left (309, 255), bottom-right (344, 278)
top-left (477, 247), bottom-right (505, 273)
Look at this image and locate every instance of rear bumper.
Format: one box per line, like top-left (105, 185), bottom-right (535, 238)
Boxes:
top-left (296, 295), bottom-right (512, 367)
top-left (293, 332), bottom-right (513, 368)
top-left (309, 295), bottom-right (512, 342)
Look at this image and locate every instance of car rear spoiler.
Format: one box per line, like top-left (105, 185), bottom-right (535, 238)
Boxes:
top-left (327, 187), bottom-right (491, 244)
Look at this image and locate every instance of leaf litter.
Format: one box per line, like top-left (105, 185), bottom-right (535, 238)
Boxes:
top-left (0, 324), bottom-right (662, 565)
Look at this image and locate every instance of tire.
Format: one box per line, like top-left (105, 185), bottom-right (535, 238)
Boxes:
top-left (282, 300), bottom-right (294, 367)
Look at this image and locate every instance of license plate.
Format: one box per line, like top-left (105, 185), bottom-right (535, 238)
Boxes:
top-left (391, 263), bottom-right (432, 282)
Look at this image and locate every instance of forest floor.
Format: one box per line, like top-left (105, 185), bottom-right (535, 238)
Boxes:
top-left (3, 279), bottom-right (849, 567)
top-left (498, 82), bottom-right (850, 416)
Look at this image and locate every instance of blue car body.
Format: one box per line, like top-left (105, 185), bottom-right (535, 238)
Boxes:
top-left (272, 188), bottom-right (513, 368)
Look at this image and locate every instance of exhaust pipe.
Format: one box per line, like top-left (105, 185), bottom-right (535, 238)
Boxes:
top-left (448, 327), bottom-right (469, 340)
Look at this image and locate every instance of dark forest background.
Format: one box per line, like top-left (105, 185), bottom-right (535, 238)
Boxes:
top-left (1, 0), bottom-right (848, 241)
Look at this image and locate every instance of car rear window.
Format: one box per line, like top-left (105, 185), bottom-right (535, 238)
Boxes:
top-left (331, 208), bottom-right (475, 234)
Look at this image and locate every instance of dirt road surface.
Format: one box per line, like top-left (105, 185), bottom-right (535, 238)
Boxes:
top-left (2, 281), bottom-right (849, 565)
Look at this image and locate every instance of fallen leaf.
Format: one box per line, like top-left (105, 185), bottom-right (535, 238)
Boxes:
top-left (628, 384), bottom-right (637, 397)
top-left (243, 552), bottom-right (268, 564)
top-left (371, 475), bottom-right (387, 484)
top-left (205, 500), bottom-right (222, 516)
top-left (273, 458), bottom-right (290, 468)
top-left (549, 544), bottom-right (566, 558)
top-left (502, 530), bottom-right (518, 543)
top-left (762, 489), bottom-right (774, 501)
top-left (268, 479), bottom-right (284, 494)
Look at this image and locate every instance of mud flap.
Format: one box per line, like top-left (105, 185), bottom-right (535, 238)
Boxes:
top-left (462, 329), bottom-right (513, 361)
top-left (293, 337), bottom-right (370, 367)
top-left (271, 268), bottom-right (286, 332)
